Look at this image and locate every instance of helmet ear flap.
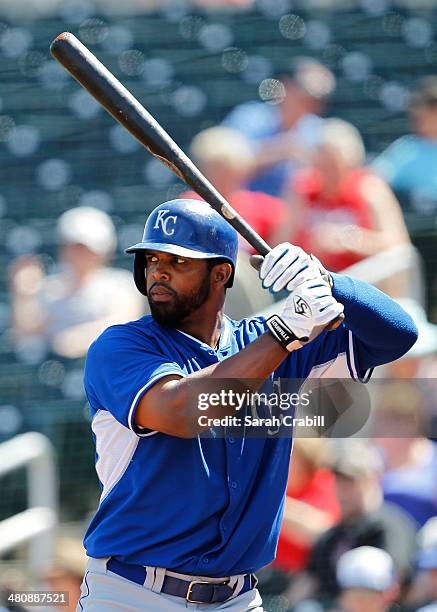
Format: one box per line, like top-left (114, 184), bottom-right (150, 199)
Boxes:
top-left (133, 252), bottom-right (148, 296)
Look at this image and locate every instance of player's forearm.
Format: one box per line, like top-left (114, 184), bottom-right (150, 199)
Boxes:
top-left (170, 333), bottom-right (288, 394)
top-left (197, 332), bottom-right (289, 380)
top-left (331, 272), bottom-right (418, 368)
top-left (140, 333), bottom-right (290, 438)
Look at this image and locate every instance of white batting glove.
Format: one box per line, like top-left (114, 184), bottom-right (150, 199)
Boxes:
top-left (259, 243), bottom-right (322, 294)
top-left (309, 253), bottom-right (333, 289)
top-left (266, 277), bottom-right (344, 351)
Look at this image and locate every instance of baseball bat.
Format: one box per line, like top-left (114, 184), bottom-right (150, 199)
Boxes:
top-left (50, 32), bottom-right (344, 330)
top-left (50, 32), bottom-right (267, 254)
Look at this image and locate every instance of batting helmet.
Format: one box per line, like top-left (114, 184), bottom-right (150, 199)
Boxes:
top-left (126, 199), bottom-right (238, 296)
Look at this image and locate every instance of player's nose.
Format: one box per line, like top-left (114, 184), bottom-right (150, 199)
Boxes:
top-left (149, 260), bottom-right (171, 281)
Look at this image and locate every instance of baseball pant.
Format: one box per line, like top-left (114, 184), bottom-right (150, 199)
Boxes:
top-left (77, 558), bottom-right (264, 611)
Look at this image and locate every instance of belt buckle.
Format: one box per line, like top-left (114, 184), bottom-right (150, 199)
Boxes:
top-left (186, 580), bottom-right (213, 603)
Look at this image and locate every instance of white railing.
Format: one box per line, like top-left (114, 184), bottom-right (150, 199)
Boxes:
top-left (340, 243), bottom-right (425, 305)
top-left (0, 432), bottom-right (58, 575)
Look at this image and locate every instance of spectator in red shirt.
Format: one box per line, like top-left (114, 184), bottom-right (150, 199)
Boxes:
top-left (275, 439), bottom-right (340, 574)
top-left (273, 119), bottom-right (409, 272)
top-left (184, 126), bottom-right (286, 253)
top-left (256, 439), bottom-right (339, 608)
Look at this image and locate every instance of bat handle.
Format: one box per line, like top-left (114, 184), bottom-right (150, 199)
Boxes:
top-left (249, 255), bottom-right (345, 332)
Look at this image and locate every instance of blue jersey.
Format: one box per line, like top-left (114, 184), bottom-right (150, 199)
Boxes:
top-left (83, 314), bottom-right (368, 577)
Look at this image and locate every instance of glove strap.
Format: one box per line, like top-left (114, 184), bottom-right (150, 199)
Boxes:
top-left (266, 315), bottom-right (306, 352)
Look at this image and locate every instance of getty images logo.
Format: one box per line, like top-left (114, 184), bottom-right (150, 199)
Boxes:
top-left (154, 210), bottom-right (178, 236)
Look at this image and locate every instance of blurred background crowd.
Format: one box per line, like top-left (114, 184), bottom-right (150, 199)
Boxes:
top-left (1, 0), bottom-right (437, 610)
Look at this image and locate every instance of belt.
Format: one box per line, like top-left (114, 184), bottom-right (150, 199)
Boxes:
top-left (106, 558), bottom-right (256, 604)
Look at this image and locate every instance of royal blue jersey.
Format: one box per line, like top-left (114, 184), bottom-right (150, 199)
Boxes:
top-left (83, 313), bottom-right (369, 577)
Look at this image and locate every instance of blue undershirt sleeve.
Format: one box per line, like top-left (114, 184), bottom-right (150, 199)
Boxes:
top-left (331, 273), bottom-right (418, 371)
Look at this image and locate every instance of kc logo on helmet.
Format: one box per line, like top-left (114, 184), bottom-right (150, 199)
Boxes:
top-left (153, 210), bottom-right (178, 236)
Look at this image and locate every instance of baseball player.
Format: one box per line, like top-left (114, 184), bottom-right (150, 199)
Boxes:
top-left (78, 199), bottom-right (417, 611)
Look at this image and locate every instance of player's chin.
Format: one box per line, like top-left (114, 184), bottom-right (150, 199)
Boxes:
top-left (149, 301), bottom-right (180, 326)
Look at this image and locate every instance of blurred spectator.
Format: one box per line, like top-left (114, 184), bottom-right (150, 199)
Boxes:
top-left (186, 126), bottom-right (285, 252)
top-left (275, 439), bottom-right (340, 574)
top-left (274, 119), bottom-right (410, 272)
top-left (336, 546), bottom-right (399, 612)
top-left (373, 76), bottom-right (437, 212)
top-left (39, 537), bottom-right (86, 612)
top-left (223, 57), bottom-right (335, 196)
top-left (383, 299), bottom-right (437, 436)
top-left (258, 440), bottom-right (339, 607)
top-left (287, 440), bottom-right (415, 608)
top-left (409, 517), bottom-right (437, 611)
top-left (9, 207), bottom-right (144, 359)
top-left (373, 381), bottom-right (437, 528)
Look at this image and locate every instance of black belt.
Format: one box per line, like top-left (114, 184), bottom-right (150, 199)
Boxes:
top-left (107, 558), bottom-right (257, 604)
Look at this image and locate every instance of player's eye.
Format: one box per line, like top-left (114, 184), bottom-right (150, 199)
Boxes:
top-left (175, 257), bottom-right (186, 264)
top-left (146, 255), bottom-right (158, 263)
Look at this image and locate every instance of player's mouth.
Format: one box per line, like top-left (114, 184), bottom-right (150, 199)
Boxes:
top-left (149, 283), bottom-right (176, 302)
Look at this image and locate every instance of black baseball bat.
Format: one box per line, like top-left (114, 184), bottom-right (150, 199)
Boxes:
top-left (50, 32), bottom-right (269, 255)
top-left (50, 32), bottom-right (344, 329)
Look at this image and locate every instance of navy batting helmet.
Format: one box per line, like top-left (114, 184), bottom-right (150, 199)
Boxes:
top-left (126, 199), bottom-right (238, 296)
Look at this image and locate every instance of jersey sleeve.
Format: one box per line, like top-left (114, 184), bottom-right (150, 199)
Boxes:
top-left (278, 323), bottom-right (373, 382)
top-left (314, 325), bottom-right (374, 381)
top-left (84, 326), bottom-right (185, 437)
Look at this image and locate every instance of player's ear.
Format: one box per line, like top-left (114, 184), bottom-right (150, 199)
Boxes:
top-left (213, 262), bottom-right (232, 287)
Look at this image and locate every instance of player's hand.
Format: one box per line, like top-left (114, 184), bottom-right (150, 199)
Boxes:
top-left (257, 243), bottom-right (322, 294)
top-left (308, 253), bottom-right (333, 289)
top-left (251, 244), bottom-right (333, 294)
top-left (266, 277), bottom-right (344, 351)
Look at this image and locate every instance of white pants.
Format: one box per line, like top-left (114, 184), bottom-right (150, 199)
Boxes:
top-left (77, 558), bottom-right (264, 611)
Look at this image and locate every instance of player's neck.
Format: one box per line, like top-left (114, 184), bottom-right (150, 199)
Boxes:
top-left (177, 313), bottom-right (224, 348)
top-left (176, 301), bottom-right (225, 348)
